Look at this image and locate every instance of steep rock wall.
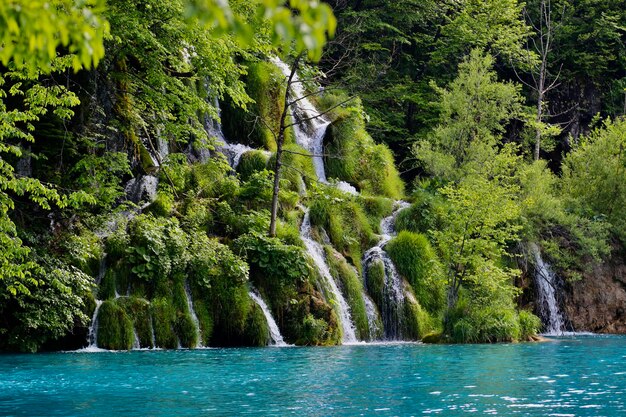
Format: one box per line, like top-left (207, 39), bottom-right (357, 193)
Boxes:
top-left (563, 261), bottom-right (626, 333)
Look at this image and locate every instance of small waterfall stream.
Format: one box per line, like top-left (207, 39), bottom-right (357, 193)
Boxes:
top-left (249, 290), bottom-right (288, 346)
top-left (300, 211), bottom-right (358, 343)
top-left (87, 300), bottom-right (103, 349)
top-left (530, 243), bottom-right (566, 335)
top-left (362, 201), bottom-right (411, 340)
top-left (184, 281), bottom-right (203, 347)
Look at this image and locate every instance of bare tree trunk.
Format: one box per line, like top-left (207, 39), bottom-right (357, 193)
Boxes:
top-left (534, 59), bottom-right (546, 161)
top-left (269, 54), bottom-right (303, 237)
top-left (522, 0), bottom-right (562, 161)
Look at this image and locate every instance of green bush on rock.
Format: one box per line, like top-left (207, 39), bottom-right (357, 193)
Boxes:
top-left (385, 231), bottom-right (445, 314)
top-left (97, 300), bottom-right (134, 350)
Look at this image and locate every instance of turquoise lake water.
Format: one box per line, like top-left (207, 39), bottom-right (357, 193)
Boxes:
top-left (1, 336), bottom-right (625, 416)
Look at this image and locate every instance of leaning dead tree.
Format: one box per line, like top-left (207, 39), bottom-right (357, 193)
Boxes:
top-left (266, 54), bottom-right (354, 237)
top-left (269, 53), bottom-right (303, 238)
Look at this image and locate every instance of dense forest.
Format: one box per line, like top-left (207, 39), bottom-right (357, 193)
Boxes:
top-left (0, 0), bottom-right (625, 352)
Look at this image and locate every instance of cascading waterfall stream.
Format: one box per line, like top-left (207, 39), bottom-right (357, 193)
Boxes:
top-left (272, 57), bottom-right (331, 183)
top-left (300, 210), bottom-right (358, 343)
top-left (249, 289), bottom-right (288, 346)
top-left (87, 300), bottom-right (103, 349)
top-left (184, 281), bottom-right (203, 347)
top-left (530, 243), bottom-right (566, 335)
top-left (362, 201), bottom-right (411, 340)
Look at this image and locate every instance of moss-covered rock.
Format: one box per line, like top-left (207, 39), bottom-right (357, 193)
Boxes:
top-left (324, 246), bottom-right (369, 340)
top-left (237, 150), bottom-right (270, 181)
top-left (98, 269), bottom-right (117, 300)
top-left (386, 231), bottom-right (446, 314)
top-left (321, 96), bottom-right (404, 199)
top-left (402, 285), bottom-right (439, 340)
top-left (244, 302), bottom-right (270, 347)
top-left (221, 61), bottom-right (287, 151)
top-left (365, 258), bottom-right (385, 309)
top-left (282, 283), bottom-right (342, 346)
top-left (191, 298), bottom-right (214, 346)
top-left (96, 300), bottom-right (134, 350)
top-left (151, 297), bottom-right (178, 349)
top-left (117, 296), bottom-right (153, 348)
top-left (309, 185), bottom-right (377, 270)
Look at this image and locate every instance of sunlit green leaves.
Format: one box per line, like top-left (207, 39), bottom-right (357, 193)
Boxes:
top-left (0, 0), bottom-right (110, 73)
top-left (186, 0), bottom-right (336, 61)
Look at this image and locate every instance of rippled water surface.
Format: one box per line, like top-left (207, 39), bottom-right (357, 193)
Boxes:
top-left (1, 336), bottom-right (625, 416)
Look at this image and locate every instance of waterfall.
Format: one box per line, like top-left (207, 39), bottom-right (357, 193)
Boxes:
top-left (124, 175), bottom-right (159, 206)
top-left (300, 210), bottom-right (357, 343)
top-left (530, 243), bottom-right (566, 335)
top-left (249, 289), bottom-right (288, 346)
top-left (87, 300), bottom-right (103, 349)
top-left (157, 135), bottom-right (169, 163)
top-left (362, 201), bottom-right (411, 340)
top-left (132, 330), bottom-right (141, 350)
top-left (220, 142), bottom-right (257, 169)
top-left (184, 281), bottom-right (203, 347)
top-left (202, 95), bottom-right (268, 170)
top-left (272, 57), bottom-right (331, 183)
top-left (336, 181), bottom-right (359, 195)
top-left (363, 293), bottom-right (383, 340)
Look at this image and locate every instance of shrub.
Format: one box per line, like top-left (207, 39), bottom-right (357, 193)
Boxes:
top-left (518, 310), bottom-right (542, 340)
top-left (386, 231), bottom-right (445, 313)
top-left (97, 300), bottom-right (134, 350)
top-left (237, 150), bottom-right (269, 181)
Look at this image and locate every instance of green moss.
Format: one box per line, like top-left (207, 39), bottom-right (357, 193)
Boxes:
top-left (170, 276), bottom-right (199, 348)
top-left (151, 297), bottom-right (178, 349)
top-left (360, 196), bottom-right (394, 233)
top-left (386, 231), bottom-right (446, 314)
top-left (191, 298), bottom-right (213, 346)
top-left (450, 303), bottom-right (522, 343)
top-left (244, 302), bottom-right (270, 347)
top-left (309, 185), bottom-right (376, 270)
top-left (175, 312), bottom-right (198, 348)
top-left (365, 258), bottom-right (385, 309)
top-left (421, 332), bottom-right (442, 344)
top-left (98, 269), bottom-right (117, 300)
top-left (221, 61), bottom-right (286, 151)
top-left (114, 261), bottom-right (131, 296)
top-left (96, 300), bottom-right (134, 350)
top-left (237, 150), bottom-right (269, 181)
top-left (402, 288), bottom-right (440, 340)
top-left (280, 143), bottom-right (317, 192)
top-left (117, 297), bottom-right (153, 348)
top-left (324, 246), bottom-right (369, 340)
top-left (147, 191), bottom-right (175, 216)
top-left (105, 222), bottom-right (130, 261)
top-left (395, 192), bottom-right (446, 234)
top-left (284, 292), bottom-right (341, 346)
top-left (323, 97), bottom-right (404, 199)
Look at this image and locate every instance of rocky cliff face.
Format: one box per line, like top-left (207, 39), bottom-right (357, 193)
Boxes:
top-left (563, 260), bottom-right (626, 333)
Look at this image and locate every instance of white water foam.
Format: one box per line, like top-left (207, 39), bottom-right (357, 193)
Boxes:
top-left (300, 210), bottom-right (357, 343)
top-left (249, 289), bottom-right (288, 346)
top-left (530, 243), bottom-right (566, 335)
